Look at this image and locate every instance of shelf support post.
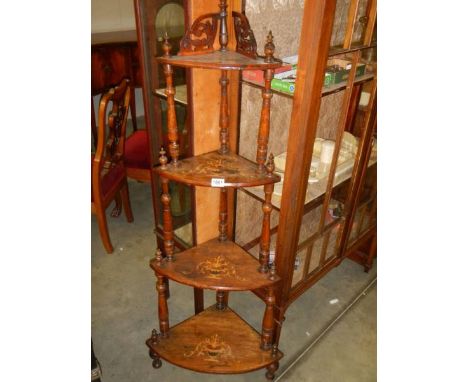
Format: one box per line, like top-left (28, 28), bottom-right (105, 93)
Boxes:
top-left (219, 187), bottom-right (228, 241)
top-left (261, 287), bottom-right (275, 350)
top-left (259, 154), bottom-right (275, 273)
top-left (156, 274), bottom-right (170, 338)
top-left (219, 70), bottom-right (230, 154)
top-left (160, 175), bottom-right (175, 262)
top-left (162, 33), bottom-right (180, 165)
top-left (218, 0), bottom-right (228, 51)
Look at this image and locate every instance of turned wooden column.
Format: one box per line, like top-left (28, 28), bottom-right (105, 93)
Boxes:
top-left (216, 290), bottom-right (227, 310)
top-left (219, 187), bottom-right (228, 241)
top-left (219, 70), bottom-right (230, 154)
top-left (156, 274), bottom-right (170, 337)
top-left (159, 165), bottom-right (175, 261)
top-left (259, 154), bottom-right (275, 273)
top-left (218, 0), bottom-right (228, 50)
top-left (256, 32), bottom-right (275, 172)
top-left (162, 34), bottom-right (179, 165)
top-left (261, 287), bottom-right (275, 350)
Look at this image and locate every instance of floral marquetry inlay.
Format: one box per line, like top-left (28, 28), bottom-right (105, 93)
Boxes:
top-left (197, 256), bottom-right (245, 280)
top-left (184, 334), bottom-right (234, 362)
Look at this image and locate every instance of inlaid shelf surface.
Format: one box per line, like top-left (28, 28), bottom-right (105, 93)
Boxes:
top-left (151, 238), bottom-right (280, 290)
top-left (146, 305), bottom-right (283, 374)
top-left (154, 151), bottom-right (281, 188)
top-left (157, 50), bottom-right (282, 71)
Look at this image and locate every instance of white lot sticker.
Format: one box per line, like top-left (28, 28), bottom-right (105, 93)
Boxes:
top-left (211, 178), bottom-right (225, 187)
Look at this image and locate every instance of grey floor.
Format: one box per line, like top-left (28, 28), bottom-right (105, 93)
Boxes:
top-left (92, 179), bottom-right (377, 382)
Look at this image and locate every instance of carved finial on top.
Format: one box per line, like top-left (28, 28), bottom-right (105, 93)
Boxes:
top-left (266, 153), bottom-right (275, 176)
top-left (159, 147), bottom-right (168, 169)
top-left (155, 248), bottom-right (163, 265)
top-left (264, 31), bottom-right (275, 63)
top-left (162, 32), bottom-right (172, 57)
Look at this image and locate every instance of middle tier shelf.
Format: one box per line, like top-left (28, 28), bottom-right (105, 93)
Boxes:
top-left (157, 50), bottom-right (282, 71)
top-left (151, 238), bottom-right (280, 290)
top-left (154, 151), bottom-right (281, 187)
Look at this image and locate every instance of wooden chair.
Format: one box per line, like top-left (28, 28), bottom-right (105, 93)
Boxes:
top-left (124, 129), bottom-right (152, 182)
top-left (92, 79), bottom-right (134, 253)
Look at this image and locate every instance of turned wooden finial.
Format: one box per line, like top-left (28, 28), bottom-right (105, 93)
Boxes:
top-left (264, 31), bottom-right (275, 63)
top-left (218, 0), bottom-right (228, 50)
top-left (269, 263), bottom-right (276, 281)
top-left (159, 147), bottom-right (168, 169)
top-left (162, 32), bottom-right (172, 57)
top-left (266, 153), bottom-right (275, 176)
top-left (151, 329), bottom-right (159, 344)
top-left (155, 248), bottom-right (163, 265)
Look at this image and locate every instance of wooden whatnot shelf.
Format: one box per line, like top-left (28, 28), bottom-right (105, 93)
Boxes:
top-left (143, 1), bottom-right (282, 379)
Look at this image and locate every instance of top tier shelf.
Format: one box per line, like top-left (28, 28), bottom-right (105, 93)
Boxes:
top-left (157, 50), bottom-right (282, 71)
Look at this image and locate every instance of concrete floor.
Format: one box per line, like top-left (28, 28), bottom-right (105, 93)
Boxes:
top-left (92, 179), bottom-right (377, 381)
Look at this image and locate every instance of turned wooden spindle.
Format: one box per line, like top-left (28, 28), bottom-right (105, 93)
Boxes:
top-left (159, 147), bottom-right (168, 169)
top-left (156, 275), bottom-right (170, 338)
top-left (261, 287), bottom-right (275, 350)
top-left (218, 0), bottom-right (228, 50)
top-left (162, 34), bottom-right (180, 165)
top-left (218, 187), bottom-right (228, 241)
top-left (218, 70), bottom-right (230, 154)
top-left (259, 155), bottom-right (275, 273)
top-left (160, 177), bottom-right (175, 261)
top-left (216, 290), bottom-right (226, 310)
top-left (256, 68), bottom-right (273, 172)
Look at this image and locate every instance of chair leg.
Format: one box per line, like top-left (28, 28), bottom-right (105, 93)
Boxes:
top-left (121, 181), bottom-right (134, 223)
top-left (96, 207), bottom-right (113, 254)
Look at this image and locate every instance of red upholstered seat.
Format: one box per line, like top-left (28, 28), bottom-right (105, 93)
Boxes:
top-left (124, 130), bottom-right (150, 169)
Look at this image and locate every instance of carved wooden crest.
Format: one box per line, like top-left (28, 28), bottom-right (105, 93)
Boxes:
top-left (179, 13), bottom-right (219, 55)
top-left (232, 11), bottom-right (258, 58)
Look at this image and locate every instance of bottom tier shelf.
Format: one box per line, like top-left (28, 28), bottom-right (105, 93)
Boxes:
top-left (146, 305), bottom-right (283, 374)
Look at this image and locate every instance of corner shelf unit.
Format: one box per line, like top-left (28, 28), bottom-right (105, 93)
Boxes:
top-left (135, 0), bottom-right (377, 379)
top-left (139, 2), bottom-right (284, 379)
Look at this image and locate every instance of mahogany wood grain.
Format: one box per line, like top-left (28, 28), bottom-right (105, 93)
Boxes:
top-left (146, 305), bottom-right (283, 374)
top-left (150, 238), bottom-right (280, 291)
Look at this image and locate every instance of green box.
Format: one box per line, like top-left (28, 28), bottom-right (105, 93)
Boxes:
top-left (325, 58), bottom-right (366, 86)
